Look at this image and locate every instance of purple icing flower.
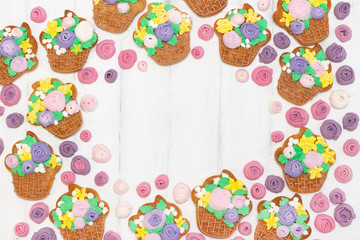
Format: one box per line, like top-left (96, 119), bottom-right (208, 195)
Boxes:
top-left (284, 160), bottom-right (303, 178)
top-left (143, 209), bottom-right (166, 230)
top-left (240, 23), bottom-right (261, 40)
top-left (290, 56), bottom-right (309, 74)
top-left (334, 203), bottom-right (356, 227)
top-left (22, 160), bottom-right (36, 174)
top-left (278, 205), bottom-right (298, 226)
top-left (31, 142), bottom-right (52, 163)
top-left (86, 209), bottom-right (99, 222)
top-left (311, 7), bottom-right (325, 20)
top-left (160, 223), bottom-right (181, 240)
top-left (31, 227), bottom-right (57, 240)
top-left (0, 37), bottom-right (21, 58)
top-left (224, 208), bottom-right (239, 223)
top-left (56, 30), bottom-right (76, 49)
top-left (290, 21), bottom-right (305, 35)
top-left (320, 119), bottom-right (342, 140)
top-left (259, 45), bottom-right (277, 64)
top-left (290, 223), bottom-right (304, 238)
top-left (325, 43), bottom-right (347, 63)
top-left (105, 0), bottom-right (117, 4)
top-left (155, 22), bottom-right (174, 42)
top-left (37, 110), bottom-right (55, 127)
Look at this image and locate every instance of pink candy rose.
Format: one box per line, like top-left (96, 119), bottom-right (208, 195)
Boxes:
top-left (74, 217), bottom-right (86, 229)
top-left (44, 90), bottom-right (66, 112)
top-left (230, 14), bottom-right (245, 27)
top-left (62, 17), bottom-right (76, 29)
top-left (209, 187), bottom-right (232, 211)
top-left (232, 195), bottom-right (246, 209)
top-left (304, 151), bottom-right (324, 169)
top-left (166, 9), bottom-right (183, 24)
top-left (299, 74), bottom-right (315, 89)
top-left (66, 100), bottom-right (80, 115)
top-left (288, 0), bottom-right (312, 20)
top-left (11, 28), bottom-right (23, 37)
top-left (311, 60), bottom-right (325, 77)
top-left (72, 200), bottom-right (90, 217)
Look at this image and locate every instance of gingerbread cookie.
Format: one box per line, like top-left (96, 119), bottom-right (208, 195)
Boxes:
top-left (129, 195), bottom-right (190, 240)
top-left (26, 78), bottom-right (83, 139)
top-left (39, 10), bottom-right (98, 73)
top-left (133, 2), bottom-right (192, 65)
top-left (214, 4), bottom-right (271, 67)
top-left (278, 44), bottom-right (333, 105)
top-left (255, 194), bottom-right (312, 240)
top-left (191, 169), bottom-right (252, 239)
top-left (0, 22), bottom-right (38, 85)
top-left (92, 0), bottom-right (146, 33)
top-left (184, 0), bottom-right (228, 17)
top-left (4, 131), bottom-right (62, 200)
top-left (49, 184), bottom-right (109, 240)
top-left (275, 128), bottom-right (336, 193)
top-left (273, 0), bottom-right (332, 45)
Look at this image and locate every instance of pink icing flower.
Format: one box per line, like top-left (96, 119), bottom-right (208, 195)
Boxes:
top-left (232, 195), bottom-right (246, 209)
top-left (145, 233), bottom-right (161, 240)
top-left (72, 200), bottom-right (90, 217)
top-left (209, 187), bottom-right (232, 211)
top-left (66, 100), bottom-right (80, 115)
top-left (223, 31), bottom-right (242, 49)
top-left (299, 74), bottom-right (315, 88)
top-left (166, 9), bottom-right (183, 24)
top-left (304, 151), bottom-right (324, 169)
top-left (311, 60), bottom-right (325, 77)
top-left (5, 154), bottom-right (19, 169)
top-left (44, 90), bottom-right (66, 112)
top-left (230, 14), bottom-right (245, 27)
top-left (80, 95), bottom-right (98, 112)
top-left (11, 28), bottom-right (23, 37)
top-left (117, 3), bottom-right (130, 13)
top-left (92, 144), bottom-right (111, 163)
top-left (62, 17), bottom-right (76, 29)
top-left (288, 0), bottom-right (312, 20)
top-left (74, 217), bottom-right (86, 229)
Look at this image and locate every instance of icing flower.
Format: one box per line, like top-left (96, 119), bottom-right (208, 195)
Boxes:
top-left (44, 90), bottom-right (66, 112)
top-left (0, 37), bottom-right (21, 58)
top-left (66, 100), bottom-right (80, 115)
top-left (320, 71), bottom-right (333, 88)
top-left (232, 195), bottom-right (246, 209)
top-left (290, 21), bottom-right (305, 35)
top-left (223, 31), bottom-right (241, 49)
top-left (74, 187), bottom-right (88, 200)
top-left (311, 60), bottom-right (325, 77)
top-left (135, 226), bottom-right (148, 239)
top-left (152, 12), bottom-right (168, 25)
top-left (154, 22), bottom-right (174, 42)
top-left (72, 200), bottom-right (91, 217)
top-left (288, 0), bottom-right (312, 20)
top-left (167, 9), bottom-right (183, 24)
top-left (56, 30), bottom-right (76, 49)
top-left (297, 134), bottom-right (316, 154)
top-left (309, 0), bottom-right (328, 7)
top-left (299, 74), bottom-right (315, 88)
top-left (199, 192), bottom-right (211, 208)
top-left (44, 20), bottom-right (63, 39)
top-left (49, 154), bottom-right (61, 168)
top-left (31, 142), bottom-right (51, 163)
top-left (276, 225), bottom-right (290, 238)
top-left (311, 7), bottom-right (325, 19)
top-left (230, 14), bottom-right (245, 27)
top-left (37, 110), bottom-right (55, 127)
top-left (5, 155), bottom-right (19, 168)
top-left (303, 151), bottom-right (324, 169)
top-left (322, 148), bottom-right (335, 164)
top-left (290, 223), bottom-right (304, 238)
top-left (58, 211), bottom-right (75, 229)
top-left (37, 78), bottom-right (54, 92)
top-left (75, 21), bottom-right (95, 42)
top-left (70, 44), bottom-right (82, 55)
top-left (284, 160), bottom-right (303, 178)
top-left (144, 233), bottom-right (161, 240)
top-left (264, 212), bottom-right (279, 230)
top-left (160, 223), bottom-right (180, 240)
top-left (62, 16), bottom-right (76, 29)
top-left (58, 84), bottom-right (73, 95)
top-left (134, 27), bottom-right (148, 41)
top-left (92, 144), bottom-right (111, 163)
top-left (290, 56), bottom-right (309, 74)
top-left (80, 95), bottom-right (98, 112)
top-left (244, 9), bottom-right (258, 23)
top-left (309, 167), bottom-right (323, 179)
top-left (10, 56), bottom-right (27, 73)
top-left (216, 19), bottom-right (233, 34)
top-left (117, 3), bottom-right (130, 14)
top-left (74, 217), bottom-right (86, 229)
top-left (143, 209), bottom-right (166, 230)
top-left (224, 178), bottom-right (245, 194)
top-left (240, 23), bottom-right (260, 40)
top-left (11, 28), bottom-right (23, 37)
top-left (19, 38), bottom-right (32, 53)
top-left (31, 227), bottom-right (56, 240)
top-left (278, 205), bottom-right (297, 226)
top-left (179, 19), bottom-right (191, 35)
top-left (280, 12), bottom-right (296, 27)
top-left (224, 208), bottom-right (239, 223)
top-left (209, 187), bottom-right (232, 211)
top-left (302, 49), bottom-right (317, 64)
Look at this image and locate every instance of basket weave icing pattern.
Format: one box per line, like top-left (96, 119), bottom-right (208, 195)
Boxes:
top-left (184, 0), bottom-right (227, 17)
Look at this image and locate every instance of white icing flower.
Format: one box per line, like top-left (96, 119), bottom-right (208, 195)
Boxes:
top-left (60, 48), bottom-right (66, 54)
top-left (56, 208), bottom-right (62, 216)
top-left (57, 201), bottom-right (64, 207)
top-left (180, 227), bottom-right (185, 234)
top-left (229, 203), bottom-right (234, 209)
top-left (102, 207), bottom-right (108, 215)
top-left (68, 212), bottom-right (74, 218)
top-left (27, 49), bottom-right (32, 54)
top-left (287, 69), bottom-right (292, 74)
top-left (5, 27), bottom-right (11, 32)
top-left (72, 198), bottom-right (78, 203)
top-left (54, 45), bottom-right (60, 51)
top-left (303, 230), bottom-right (309, 235)
top-left (245, 200), bottom-right (250, 206)
top-left (30, 53), bottom-right (36, 58)
top-left (198, 200), bottom-right (203, 207)
top-left (282, 66), bottom-right (287, 71)
top-left (67, 12), bottom-right (73, 18)
top-left (99, 201), bottom-right (105, 208)
top-left (241, 43), bottom-right (246, 48)
top-left (16, 144), bottom-right (22, 150)
top-left (148, 20), bottom-right (158, 28)
top-left (296, 52), bottom-right (301, 56)
top-left (17, 149), bottom-right (22, 155)
top-left (75, 21), bottom-right (95, 42)
top-left (246, 44), bottom-right (251, 48)
top-left (25, 54), bottom-right (31, 59)
top-left (194, 186), bottom-right (201, 192)
top-left (34, 163), bottom-right (46, 173)
top-left (286, 62), bottom-right (290, 68)
top-left (245, 39), bottom-right (250, 44)
top-left (56, 157), bottom-right (62, 163)
top-left (88, 221), bottom-right (93, 226)
top-left (46, 44), bottom-right (52, 49)
top-left (54, 120), bottom-right (59, 125)
top-left (143, 34), bottom-right (157, 49)
top-left (263, 30), bottom-right (268, 35)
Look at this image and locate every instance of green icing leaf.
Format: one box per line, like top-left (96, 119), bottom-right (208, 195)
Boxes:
top-left (237, 205), bottom-right (250, 216)
top-left (90, 33), bottom-right (97, 45)
top-left (206, 205), bottom-right (216, 213)
top-left (320, 3), bottom-right (328, 13)
top-left (300, 222), bottom-right (310, 230)
top-left (315, 50), bottom-right (325, 61)
top-left (156, 200), bottom-right (167, 211)
top-left (52, 80), bottom-right (62, 89)
top-left (154, 226), bottom-right (163, 234)
top-left (141, 18), bottom-right (149, 27)
top-left (172, 23), bottom-right (180, 35)
top-left (257, 209), bottom-right (270, 220)
top-left (129, 221), bottom-right (138, 232)
top-left (8, 66), bottom-right (17, 77)
top-left (227, 12), bottom-right (235, 21)
top-left (234, 26), bottom-right (242, 38)
top-left (303, 19), bottom-right (310, 29)
top-left (321, 163), bottom-right (330, 173)
top-left (278, 154), bottom-right (289, 164)
top-left (88, 197), bottom-right (99, 209)
top-left (223, 219), bottom-right (234, 228)
top-left (0, 30), bottom-right (4, 38)
top-left (262, 201), bottom-right (271, 210)
top-left (279, 198), bottom-right (289, 206)
top-left (257, 33), bottom-right (268, 43)
top-left (182, 221), bottom-right (189, 231)
top-left (27, 59), bottom-right (36, 69)
top-left (239, 10), bottom-right (247, 15)
top-left (296, 214), bottom-right (308, 224)
top-left (249, 38), bottom-right (260, 46)
top-left (305, 65), bottom-right (316, 75)
top-left (15, 51), bottom-right (24, 57)
top-left (14, 37), bottom-right (22, 45)
top-left (304, 129), bottom-right (313, 138)
top-left (282, 53), bottom-right (291, 63)
top-left (167, 35), bottom-right (177, 46)
top-left (140, 205), bottom-right (154, 214)
top-left (214, 210), bottom-right (226, 220)
top-left (147, 47), bottom-right (156, 56)
top-left (165, 212), bottom-right (174, 224)
top-left (81, 40), bottom-right (92, 49)
top-left (147, 11), bottom-right (156, 19)
top-left (290, 231), bottom-right (301, 240)
top-left (234, 189), bottom-right (248, 196)
top-left (282, 2), bottom-right (289, 12)
top-left (70, 221), bottom-right (76, 230)
top-left (256, 18), bottom-right (268, 32)
top-left (60, 199), bottom-right (74, 213)
top-left (55, 18), bottom-right (63, 27)
top-left (73, 37), bottom-right (81, 45)
top-left (134, 37), bottom-right (143, 47)
top-left (43, 33), bottom-right (52, 39)
top-left (205, 184), bottom-right (218, 193)
top-left (12, 161), bottom-right (24, 177)
top-left (65, 92), bottom-right (71, 103)
top-left (157, 39), bottom-right (164, 49)
top-left (130, 0), bottom-right (138, 4)
top-left (43, 161), bottom-right (51, 167)
top-left (52, 37), bottom-right (58, 46)
top-left (164, 4), bottom-right (174, 11)
top-left (54, 111), bottom-right (63, 121)
top-left (292, 72), bottom-right (302, 81)
top-left (314, 76), bottom-right (322, 87)
top-left (54, 220), bottom-right (62, 228)
top-left (51, 211), bottom-right (59, 222)
top-left (4, 57), bottom-right (12, 66)
top-left (19, 27), bottom-right (27, 32)
top-left (21, 135), bottom-right (37, 146)
top-left (145, 26), bottom-right (154, 35)
top-left (218, 177), bottom-right (230, 188)
top-left (316, 144), bottom-right (325, 153)
top-left (299, 159), bottom-right (309, 173)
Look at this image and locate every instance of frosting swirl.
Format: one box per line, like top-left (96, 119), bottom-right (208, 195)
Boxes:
top-left (44, 90), bottom-right (66, 112)
top-left (74, 21), bottom-right (95, 42)
top-left (303, 151), bottom-right (323, 169)
top-left (310, 192), bottom-right (330, 213)
top-left (74, 217), bottom-right (86, 229)
top-left (94, 171), bottom-right (109, 186)
top-left (29, 202), bottom-right (49, 224)
top-left (343, 139), bottom-right (359, 157)
top-left (278, 205), bottom-right (297, 226)
top-left (209, 187), bottom-right (232, 210)
top-left (160, 223), bottom-right (181, 240)
top-left (30, 6), bottom-right (47, 23)
top-left (59, 141), bottom-right (78, 157)
top-left (136, 182), bottom-right (151, 198)
top-left (336, 65), bottom-right (354, 85)
top-left (137, 61), bottom-right (148, 72)
top-left (290, 21), bottom-right (305, 35)
top-left (273, 32), bottom-right (290, 49)
top-left (250, 183), bottom-right (266, 199)
top-left (31, 142), bottom-right (51, 163)
top-left (80, 95), bottom-right (98, 112)
top-left (288, 0), bottom-right (311, 20)
top-left (191, 46), bottom-right (204, 59)
top-left (265, 175), bottom-right (285, 193)
top-left (311, 100), bottom-right (330, 120)
top-left (198, 24), bottom-right (214, 41)
top-left (71, 155), bottom-right (91, 175)
top-left (80, 130), bottom-right (92, 142)
top-left (259, 46), bottom-right (277, 64)
top-left (334, 2), bottom-right (351, 20)
top-left (96, 40), bottom-right (116, 60)
top-left (311, 7), bottom-right (325, 20)
top-left (290, 223), bottom-right (304, 238)
top-left (104, 231), bottom-right (122, 240)
top-left (22, 160), bottom-right (36, 174)
top-left (284, 159), bottom-right (303, 178)
top-left (276, 225), bottom-right (290, 238)
top-left (238, 221), bottom-right (252, 236)
top-left (320, 119), bottom-right (342, 140)
top-left (31, 227), bottom-right (56, 240)
top-left (330, 89), bottom-right (350, 109)
top-left (65, 100), bottom-right (79, 115)
top-left (167, 9), bottom-right (183, 24)
top-left (173, 182), bottom-right (191, 204)
top-left (224, 208), bottom-right (239, 223)
top-left (271, 131), bottom-right (284, 143)
top-left (240, 23), bottom-right (260, 40)
top-left (86, 209), bottom-right (100, 222)
top-left (61, 171), bottom-right (76, 185)
top-left (78, 67), bottom-right (98, 84)
top-left (290, 56), bottom-right (309, 74)
top-left (335, 25), bottom-right (352, 42)
top-left (223, 31), bottom-right (241, 49)
top-left (104, 69), bottom-right (118, 83)
top-left (56, 30), bottom-right (76, 49)
top-left (0, 84), bottom-right (21, 106)
top-left (10, 56), bottom-right (28, 73)
top-left (155, 22), bottom-right (174, 42)
top-left (0, 37), bottom-right (21, 58)
top-left (325, 43), bottom-right (347, 63)
top-left (116, 201), bottom-right (132, 218)
top-left (38, 110), bottom-right (55, 127)
top-left (5, 155), bottom-right (19, 168)
top-left (342, 112), bottom-right (359, 131)
top-left (143, 209), bottom-right (166, 230)
top-left (62, 17), bottom-right (75, 29)
top-left (72, 200), bottom-right (90, 217)
top-left (251, 66), bottom-right (273, 86)
top-left (243, 160), bottom-right (264, 180)
top-left (334, 165), bottom-right (352, 183)
top-left (235, 69), bottom-right (249, 83)
top-left (329, 188), bottom-right (346, 205)
top-left (6, 112), bottom-right (24, 128)
top-left (113, 179), bottom-right (129, 195)
top-left (155, 174), bottom-right (169, 190)
top-left (118, 49), bottom-right (137, 70)
top-left (186, 233), bottom-right (205, 240)
top-left (315, 214), bottom-right (335, 233)
top-left (14, 222), bottom-right (29, 237)
top-left (334, 203), bottom-right (356, 227)
top-left (92, 144), bottom-right (111, 163)
top-left (285, 107), bottom-right (309, 127)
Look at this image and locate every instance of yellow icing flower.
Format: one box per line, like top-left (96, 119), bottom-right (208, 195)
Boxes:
top-left (179, 19), bottom-right (191, 35)
top-left (283, 0), bottom-right (291, 3)
top-left (58, 211), bottom-right (75, 229)
top-left (134, 27), bottom-right (148, 41)
top-left (320, 71), bottom-right (333, 88)
top-left (280, 12), bottom-right (295, 27)
top-left (315, 136), bottom-right (328, 147)
top-left (224, 178), bottom-right (245, 194)
top-left (295, 203), bottom-right (307, 216)
top-left (151, 3), bottom-right (165, 13)
top-left (264, 212), bottom-right (279, 230)
top-left (152, 12), bottom-right (168, 25)
top-left (93, 0), bottom-right (100, 4)
top-left (30, 99), bottom-right (46, 113)
top-left (322, 148), bottom-right (335, 164)
top-left (244, 9), bottom-right (259, 23)
top-left (309, 167), bottom-right (323, 179)
top-left (19, 147), bottom-right (31, 161)
top-left (58, 84), bottom-right (73, 96)
top-left (309, 0), bottom-right (327, 7)
top-left (26, 110), bottom-right (38, 124)
top-left (302, 49), bottom-right (317, 64)
top-left (200, 192), bottom-right (211, 208)
top-left (216, 19), bottom-right (233, 34)
top-left (49, 154), bottom-right (61, 169)
top-left (19, 38), bottom-right (32, 53)
top-left (44, 20), bottom-right (63, 39)
top-left (37, 77), bottom-right (54, 93)
top-left (297, 135), bottom-right (317, 154)
top-left (136, 226), bottom-right (148, 240)
top-left (174, 216), bottom-right (185, 228)
top-left (71, 44), bottom-right (82, 55)
top-left (74, 188), bottom-right (88, 200)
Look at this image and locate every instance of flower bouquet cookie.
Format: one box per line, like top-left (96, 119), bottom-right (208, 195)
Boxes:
top-left (191, 169), bottom-right (252, 238)
top-left (40, 10), bottom-right (98, 73)
top-left (49, 184), bottom-right (109, 240)
top-left (0, 22), bottom-right (38, 85)
top-left (92, 0), bottom-right (146, 33)
top-left (26, 78), bottom-right (83, 139)
top-left (275, 128), bottom-right (336, 193)
top-left (184, 0), bottom-right (228, 17)
top-left (255, 194), bottom-right (311, 240)
top-left (133, 2), bottom-right (192, 65)
top-left (214, 4), bottom-right (271, 67)
top-left (4, 131), bottom-right (62, 200)
top-left (129, 195), bottom-right (190, 240)
top-left (273, 0), bottom-right (331, 45)
top-left (278, 44), bottom-right (333, 105)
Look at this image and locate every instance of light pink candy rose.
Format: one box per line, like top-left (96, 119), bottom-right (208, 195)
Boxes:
top-left (62, 17), bottom-right (76, 29)
top-left (232, 195), bottom-right (246, 209)
top-left (209, 187), bottom-right (232, 211)
top-left (166, 9), bottom-right (183, 24)
top-left (288, 0), bottom-right (312, 20)
top-left (117, 3), bottom-right (130, 13)
top-left (72, 200), bottom-right (90, 217)
top-left (73, 217), bottom-right (86, 229)
top-left (299, 74), bottom-right (315, 89)
top-left (223, 31), bottom-right (242, 49)
top-left (144, 233), bottom-right (161, 240)
top-left (66, 100), bottom-right (80, 115)
top-left (44, 90), bottom-right (66, 112)
top-left (11, 28), bottom-right (23, 37)
top-left (311, 60), bottom-right (325, 77)
top-left (304, 151), bottom-right (324, 169)
top-left (230, 14), bottom-right (245, 27)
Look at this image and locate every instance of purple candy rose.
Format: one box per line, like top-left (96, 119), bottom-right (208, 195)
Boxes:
top-left (278, 205), bottom-right (298, 226)
top-left (240, 23), bottom-right (261, 40)
top-left (160, 223), bottom-right (181, 240)
top-left (31, 227), bottom-right (57, 240)
top-left (290, 21), bottom-right (305, 35)
top-left (311, 7), bottom-right (325, 19)
top-left (37, 110), bottom-right (55, 127)
top-left (290, 223), bottom-right (304, 238)
top-left (224, 208), bottom-right (239, 223)
top-left (105, 0), bottom-right (117, 4)
top-left (143, 209), bottom-right (166, 230)
top-left (56, 30), bottom-right (76, 49)
top-left (290, 56), bottom-right (309, 74)
top-left (155, 22), bottom-right (174, 42)
top-left (86, 209), bottom-right (99, 222)
top-left (0, 37), bottom-right (21, 58)
top-left (31, 142), bottom-right (52, 163)
top-left (284, 160), bottom-right (303, 178)
top-left (22, 160), bottom-right (36, 174)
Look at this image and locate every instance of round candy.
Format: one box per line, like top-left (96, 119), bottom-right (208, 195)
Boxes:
top-left (167, 9), bottom-right (183, 24)
top-left (273, 32), bottom-right (290, 49)
top-left (334, 203), bottom-right (356, 227)
top-left (336, 65), bottom-right (354, 85)
top-left (235, 69), bottom-right (249, 83)
top-left (259, 45), bottom-right (277, 64)
top-left (92, 144), bottom-right (111, 163)
top-left (22, 160), bottom-right (35, 174)
top-left (335, 25), bottom-right (352, 42)
top-left (243, 160), bottom-right (264, 180)
top-left (137, 182), bottom-right (151, 198)
top-left (31, 142), bottom-right (51, 163)
top-left (94, 171), bottom-right (109, 186)
top-left (315, 214), bottom-right (335, 233)
top-left (343, 139), bottom-right (359, 157)
top-left (198, 24), bottom-right (214, 41)
top-left (269, 101), bottom-right (282, 114)
top-left (173, 182), bottom-right (191, 204)
top-left (310, 192), bottom-right (330, 213)
top-left (80, 130), bottom-right (92, 142)
top-left (59, 141), bottom-right (78, 157)
top-left (320, 120), bottom-right (342, 140)
top-left (0, 84), bottom-right (21, 106)
top-left (257, 0), bottom-right (270, 11)
top-left (80, 95), bottom-right (98, 112)
top-left (191, 46), bottom-right (204, 59)
top-left (71, 155), bottom-right (91, 175)
top-left (78, 67), bottom-right (98, 84)
top-left (61, 171), bottom-right (76, 185)
top-left (137, 61), bottom-right (148, 72)
top-left (155, 174), bottom-right (169, 190)
top-left (329, 89), bottom-right (350, 109)
top-left (334, 2), bottom-right (351, 20)
top-left (329, 188), bottom-right (346, 205)
top-left (14, 222), bottom-right (29, 237)
top-left (238, 221), bottom-right (252, 235)
top-left (96, 40), bottom-right (116, 60)
top-left (113, 179), bottom-right (129, 195)
top-left (6, 112), bottom-right (24, 128)
top-left (104, 69), bottom-right (118, 83)
top-left (251, 66), bottom-right (273, 86)
top-left (5, 155), bottom-right (19, 169)
top-left (311, 100), bottom-right (330, 120)
top-left (343, 112), bottom-right (359, 131)
top-left (115, 201), bottom-right (132, 219)
top-left (285, 107), bottom-right (309, 128)
top-left (104, 230), bottom-right (122, 240)
top-left (29, 202), bottom-right (49, 224)
top-left (240, 23), bottom-right (261, 40)
top-left (271, 131), bottom-right (284, 143)
top-left (265, 175), bottom-right (285, 193)
top-left (250, 183), bottom-right (266, 199)
top-left (75, 21), bottom-right (95, 42)
top-left (56, 30), bottom-right (76, 49)
top-left (325, 43), bottom-right (347, 63)
top-left (186, 233), bottom-right (205, 240)
top-left (118, 49), bottom-right (137, 70)
top-left (30, 6), bottom-right (47, 23)
top-left (334, 165), bottom-right (352, 183)
top-left (155, 22), bottom-right (174, 42)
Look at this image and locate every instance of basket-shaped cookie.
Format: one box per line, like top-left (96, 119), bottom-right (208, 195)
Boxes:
top-left (278, 44), bottom-right (333, 106)
top-left (255, 194), bottom-right (312, 240)
top-left (0, 22), bottom-right (38, 85)
top-left (26, 78), bottom-right (83, 139)
top-left (191, 169), bottom-right (252, 239)
top-left (275, 127), bottom-right (336, 193)
top-left (92, 0), bottom-right (146, 33)
top-left (129, 195), bottom-right (190, 239)
top-left (273, 0), bottom-right (331, 45)
top-left (133, 2), bottom-right (192, 65)
top-left (214, 4), bottom-right (271, 67)
top-left (40, 10), bottom-right (98, 73)
top-left (184, 0), bottom-right (228, 17)
top-left (4, 131), bottom-right (62, 200)
top-left (49, 184), bottom-right (109, 240)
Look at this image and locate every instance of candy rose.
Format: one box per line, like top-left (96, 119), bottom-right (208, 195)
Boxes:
top-left (223, 31), bottom-right (242, 49)
top-left (72, 200), bottom-right (90, 217)
top-left (167, 9), bottom-right (183, 24)
top-left (56, 30), bottom-right (76, 49)
top-left (0, 37), bottom-right (21, 58)
top-left (154, 22), bottom-right (174, 42)
top-left (173, 182), bottom-right (191, 204)
top-left (143, 209), bottom-right (166, 230)
top-left (288, 0), bottom-right (311, 20)
top-left (65, 100), bottom-right (80, 115)
top-left (31, 142), bottom-right (52, 163)
top-left (334, 203), bottom-right (356, 227)
top-left (31, 227), bottom-right (57, 240)
top-left (62, 16), bottom-right (76, 29)
top-left (29, 202), bottom-right (49, 224)
top-left (290, 56), bottom-right (309, 74)
top-left (209, 187), bottom-right (232, 211)
top-left (240, 23), bottom-right (260, 40)
top-left (44, 90), bottom-right (66, 112)
top-left (75, 21), bottom-right (95, 42)
top-left (104, 230), bottom-right (122, 240)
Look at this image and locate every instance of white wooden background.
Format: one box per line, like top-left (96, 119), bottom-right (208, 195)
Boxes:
top-left (0, 0), bottom-right (359, 239)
